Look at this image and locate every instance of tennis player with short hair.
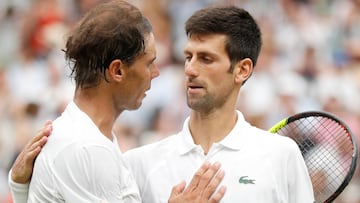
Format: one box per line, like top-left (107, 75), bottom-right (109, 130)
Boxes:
top-left (123, 5), bottom-right (314, 203)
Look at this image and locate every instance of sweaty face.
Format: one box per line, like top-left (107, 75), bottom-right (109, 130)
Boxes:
top-left (122, 33), bottom-right (159, 110)
top-left (183, 34), bottom-right (236, 113)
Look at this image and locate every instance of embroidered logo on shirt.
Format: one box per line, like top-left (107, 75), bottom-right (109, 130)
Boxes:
top-left (239, 176), bottom-right (255, 184)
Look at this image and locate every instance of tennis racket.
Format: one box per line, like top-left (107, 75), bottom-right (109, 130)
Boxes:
top-left (269, 111), bottom-right (358, 203)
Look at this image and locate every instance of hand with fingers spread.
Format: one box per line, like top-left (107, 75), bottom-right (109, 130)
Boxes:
top-left (11, 121), bottom-right (52, 184)
top-left (168, 161), bottom-right (226, 203)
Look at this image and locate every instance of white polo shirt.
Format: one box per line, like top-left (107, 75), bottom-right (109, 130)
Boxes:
top-left (22, 102), bottom-right (141, 203)
top-left (124, 111), bottom-right (314, 203)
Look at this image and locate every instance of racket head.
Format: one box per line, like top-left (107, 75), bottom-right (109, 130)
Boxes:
top-left (269, 111), bottom-right (358, 203)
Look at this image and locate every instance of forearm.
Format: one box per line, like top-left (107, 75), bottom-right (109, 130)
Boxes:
top-left (8, 169), bottom-right (29, 203)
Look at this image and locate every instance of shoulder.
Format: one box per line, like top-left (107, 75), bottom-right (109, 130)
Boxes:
top-left (123, 133), bottom-right (183, 174)
top-left (124, 133), bottom-right (180, 160)
top-left (246, 125), bottom-right (301, 155)
top-left (236, 111), bottom-right (299, 152)
top-left (48, 119), bottom-right (122, 168)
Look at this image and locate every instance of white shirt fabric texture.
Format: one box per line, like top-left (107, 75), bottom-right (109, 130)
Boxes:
top-left (123, 111), bottom-right (315, 203)
top-left (9, 101), bottom-right (141, 203)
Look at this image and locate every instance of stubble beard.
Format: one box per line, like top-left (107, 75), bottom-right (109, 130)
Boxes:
top-left (187, 90), bottom-right (230, 114)
top-left (187, 93), bottom-right (212, 113)
top-left (186, 86), bottom-right (231, 113)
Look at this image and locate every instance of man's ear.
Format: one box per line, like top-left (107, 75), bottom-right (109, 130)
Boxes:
top-left (234, 58), bottom-right (253, 84)
top-left (108, 59), bottom-right (124, 82)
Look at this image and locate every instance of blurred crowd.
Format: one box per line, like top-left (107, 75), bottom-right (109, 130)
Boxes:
top-left (0, 0), bottom-right (359, 202)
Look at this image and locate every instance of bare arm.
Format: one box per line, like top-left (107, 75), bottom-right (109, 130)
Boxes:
top-left (11, 120), bottom-right (52, 183)
top-left (168, 161), bottom-right (226, 203)
top-left (8, 121), bottom-right (52, 203)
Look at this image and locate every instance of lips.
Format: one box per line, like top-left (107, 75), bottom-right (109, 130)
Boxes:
top-left (187, 82), bottom-right (204, 95)
top-left (143, 86), bottom-right (151, 97)
top-left (187, 81), bottom-right (203, 89)
top-left (188, 84), bottom-right (202, 89)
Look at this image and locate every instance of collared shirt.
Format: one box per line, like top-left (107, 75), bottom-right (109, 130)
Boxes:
top-left (124, 111), bottom-right (314, 203)
top-left (23, 102), bottom-right (141, 203)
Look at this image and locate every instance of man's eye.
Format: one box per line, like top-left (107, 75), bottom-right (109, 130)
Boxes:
top-left (185, 55), bottom-right (192, 61)
top-left (201, 57), bottom-right (212, 63)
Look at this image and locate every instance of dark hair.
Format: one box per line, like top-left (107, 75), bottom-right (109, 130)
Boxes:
top-left (64, 0), bottom-right (152, 88)
top-left (185, 6), bottom-right (262, 72)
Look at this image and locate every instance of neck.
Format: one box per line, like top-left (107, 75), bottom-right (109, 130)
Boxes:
top-left (73, 87), bottom-right (122, 140)
top-left (189, 107), bottom-right (238, 154)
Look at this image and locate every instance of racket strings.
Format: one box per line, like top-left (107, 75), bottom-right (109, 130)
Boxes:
top-left (276, 116), bottom-right (354, 203)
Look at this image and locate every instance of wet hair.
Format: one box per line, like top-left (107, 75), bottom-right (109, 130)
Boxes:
top-left (64, 0), bottom-right (152, 88)
top-left (185, 6), bottom-right (262, 72)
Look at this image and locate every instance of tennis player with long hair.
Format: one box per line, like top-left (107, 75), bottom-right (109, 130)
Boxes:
top-left (7, 1), bottom-right (226, 202)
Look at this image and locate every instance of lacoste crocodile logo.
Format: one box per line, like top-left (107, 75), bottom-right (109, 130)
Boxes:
top-left (239, 176), bottom-right (255, 184)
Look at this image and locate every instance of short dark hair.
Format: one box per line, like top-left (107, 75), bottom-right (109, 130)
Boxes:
top-left (64, 0), bottom-right (152, 88)
top-left (185, 6), bottom-right (262, 71)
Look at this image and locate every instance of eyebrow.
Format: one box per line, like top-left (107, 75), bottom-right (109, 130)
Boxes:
top-left (184, 50), bottom-right (218, 58)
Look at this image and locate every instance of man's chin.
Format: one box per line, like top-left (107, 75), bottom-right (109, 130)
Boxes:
top-left (128, 101), bottom-right (142, 111)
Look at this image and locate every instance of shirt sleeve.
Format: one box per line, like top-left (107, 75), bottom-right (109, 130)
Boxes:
top-left (8, 169), bottom-right (29, 203)
top-left (287, 141), bottom-right (315, 203)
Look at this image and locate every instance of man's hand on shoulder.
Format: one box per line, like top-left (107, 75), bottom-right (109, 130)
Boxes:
top-left (11, 120), bottom-right (52, 183)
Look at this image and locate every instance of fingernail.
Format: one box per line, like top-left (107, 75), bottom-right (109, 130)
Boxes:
top-left (213, 161), bottom-right (221, 168)
top-left (218, 169), bottom-right (225, 177)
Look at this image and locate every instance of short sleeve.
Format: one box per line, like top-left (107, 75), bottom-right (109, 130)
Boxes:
top-left (287, 141), bottom-right (315, 203)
